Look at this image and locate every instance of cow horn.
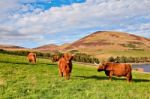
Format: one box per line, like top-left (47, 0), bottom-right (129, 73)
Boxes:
top-left (94, 62), bottom-right (99, 66)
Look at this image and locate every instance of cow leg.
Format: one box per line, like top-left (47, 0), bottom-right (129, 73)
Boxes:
top-left (32, 61), bottom-right (35, 64)
top-left (109, 71), bottom-right (113, 81)
top-left (32, 60), bottom-right (35, 64)
top-left (126, 72), bottom-right (132, 82)
top-left (67, 73), bottom-right (71, 80)
top-left (64, 72), bottom-right (68, 80)
top-left (66, 75), bottom-right (70, 80)
top-left (129, 74), bottom-right (132, 82)
top-left (60, 72), bottom-right (63, 77)
top-left (59, 69), bottom-right (63, 77)
top-left (66, 73), bottom-right (70, 80)
top-left (64, 70), bottom-right (70, 80)
top-left (29, 59), bottom-right (32, 63)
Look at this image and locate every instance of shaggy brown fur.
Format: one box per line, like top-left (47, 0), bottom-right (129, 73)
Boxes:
top-left (58, 53), bottom-right (74, 80)
top-left (27, 52), bottom-right (36, 64)
top-left (51, 55), bottom-right (60, 62)
top-left (97, 62), bottom-right (132, 82)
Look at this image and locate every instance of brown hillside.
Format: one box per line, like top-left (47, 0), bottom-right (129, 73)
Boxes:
top-left (34, 43), bottom-right (71, 52)
top-left (34, 44), bottom-right (60, 51)
top-left (33, 31), bottom-right (150, 59)
top-left (59, 43), bottom-right (70, 50)
top-left (0, 44), bottom-right (26, 50)
top-left (64, 31), bottom-right (150, 53)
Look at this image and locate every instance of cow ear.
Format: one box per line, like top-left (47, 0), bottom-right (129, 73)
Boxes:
top-left (70, 54), bottom-right (75, 60)
top-left (62, 55), bottom-right (65, 58)
top-left (70, 55), bottom-right (74, 60)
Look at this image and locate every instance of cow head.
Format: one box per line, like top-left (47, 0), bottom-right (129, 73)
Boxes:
top-left (63, 53), bottom-right (74, 64)
top-left (97, 62), bottom-right (106, 72)
top-left (51, 55), bottom-right (60, 62)
top-left (97, 62), bottom-right (113, 72)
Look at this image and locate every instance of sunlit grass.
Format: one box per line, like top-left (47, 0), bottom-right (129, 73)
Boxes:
top-left (0, 53), bottom-right (150, 99)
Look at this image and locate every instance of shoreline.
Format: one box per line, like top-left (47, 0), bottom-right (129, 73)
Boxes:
top-left (133, 71), bottom-right (150, 74)
top-left (130, 62), bottom-right (150, 65)
top-left (74, 61), bottom-right (150, 66)
top-left (73, 61), bottom-right (150, 74)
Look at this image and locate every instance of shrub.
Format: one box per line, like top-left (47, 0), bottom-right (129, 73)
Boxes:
top-left (108, 56), bottom-right (150, 63)
top-left (73, 53), bottom-right (100, 63)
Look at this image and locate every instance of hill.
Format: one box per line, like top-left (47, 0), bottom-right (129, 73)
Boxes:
top-left (0, 44), bottom-right (26, 50)
top-left (33, 43), bottom-right (71, 52)
top-left (34, 31), bottom-right (150, 53)
top-left (33, 31), bottom-right (150, 59)
top-left (63, 31), bottom-right (150, 59)
top-left (2, 31), bottom-right (149, 59)
top-left (65, 31), bottom-right (150, 51)
top-left (33, 44), bottom-right (60, 52)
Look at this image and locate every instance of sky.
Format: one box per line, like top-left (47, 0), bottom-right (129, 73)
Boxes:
top-left (0, 0), bottom-right (150, 48)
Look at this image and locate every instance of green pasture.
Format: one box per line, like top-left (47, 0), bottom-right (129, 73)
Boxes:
top-left (0, 53), bottom-right (150, 99)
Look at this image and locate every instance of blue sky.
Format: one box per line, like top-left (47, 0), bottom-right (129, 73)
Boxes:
top-left (19, 0), bottom-right (85, 11)
top-left (0, 0), bottom-right (150, 48)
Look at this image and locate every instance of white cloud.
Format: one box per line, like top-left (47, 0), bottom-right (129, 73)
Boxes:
top-left (0, 0), bottom-right (150, 47)
top-left (14, 0), bottom-right (150, 33)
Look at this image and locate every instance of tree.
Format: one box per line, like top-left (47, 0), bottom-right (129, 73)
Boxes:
top-left (108, 56), bottom-right (115, 62)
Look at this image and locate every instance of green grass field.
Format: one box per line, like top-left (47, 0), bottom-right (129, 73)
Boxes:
top-left (0, 53), bottom-right (150, 99)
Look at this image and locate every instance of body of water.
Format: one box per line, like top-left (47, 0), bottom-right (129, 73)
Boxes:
top-left (132, 64), bottom-right (150, 73)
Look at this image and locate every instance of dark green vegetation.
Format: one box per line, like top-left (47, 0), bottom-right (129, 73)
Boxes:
top-left (108, 56), bottom-right (150, 63)
top-left (0, 49), bottom-right (52, 58)
top-left (73, 53), bottom-right (100, 63)
top-left (0, 53), bottom-right (150, 99)
top-left (0, 49), bottom-right (99, 64)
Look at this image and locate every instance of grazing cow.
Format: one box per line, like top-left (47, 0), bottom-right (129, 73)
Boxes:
top-left (58, 53), bottom-right (74, 80)
top-left (27, 52), bottom-right (36, 64)
top-left (51, 55), bottom-right (60, 62)
top-left (97, 62), bottom-right (132, 82)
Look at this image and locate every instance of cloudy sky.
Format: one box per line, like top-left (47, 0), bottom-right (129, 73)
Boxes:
top-left (0, 0), bottom-right (150, 48)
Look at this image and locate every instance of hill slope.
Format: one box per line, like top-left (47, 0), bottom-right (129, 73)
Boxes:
top-left (34, 44), bottom-right (60, 52)
top-left (34, 43), bottom-right (71, 52)
top-left (63, 31), bottom-right (150, 59)
top-left (34, 31), bottom-right (150, 59)
top-left (65, 31), bottom-right (150, 51)
top-left (0, 44), bottom-right (26, 50)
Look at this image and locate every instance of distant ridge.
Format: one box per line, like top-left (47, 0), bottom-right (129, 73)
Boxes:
top-left (1, 31), bottom-right (150, 59)
top-left (64, 31), bottom-right (150, 51)
top-left (0, 44), bottom-right (26, 50)
top-left (33, 44), bottom-right (60, 51)
top-left (33, 31), bottom-right (150, 54)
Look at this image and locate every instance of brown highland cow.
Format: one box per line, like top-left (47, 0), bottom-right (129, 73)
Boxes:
top-left (58, 53), bottom-right (74, 80)
top-left (51, 55), bottom-right (60, 62)
top-left (97, 62), bottom-right (132, 82)
top-left (27, 52), bottom-right (36, 64)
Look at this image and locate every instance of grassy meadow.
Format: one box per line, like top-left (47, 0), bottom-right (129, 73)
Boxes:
top-left (0, 53), bottom-right (150, 99)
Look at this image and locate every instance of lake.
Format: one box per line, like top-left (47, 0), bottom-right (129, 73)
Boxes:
top-left (132, 64), bottom-right (150, 73)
